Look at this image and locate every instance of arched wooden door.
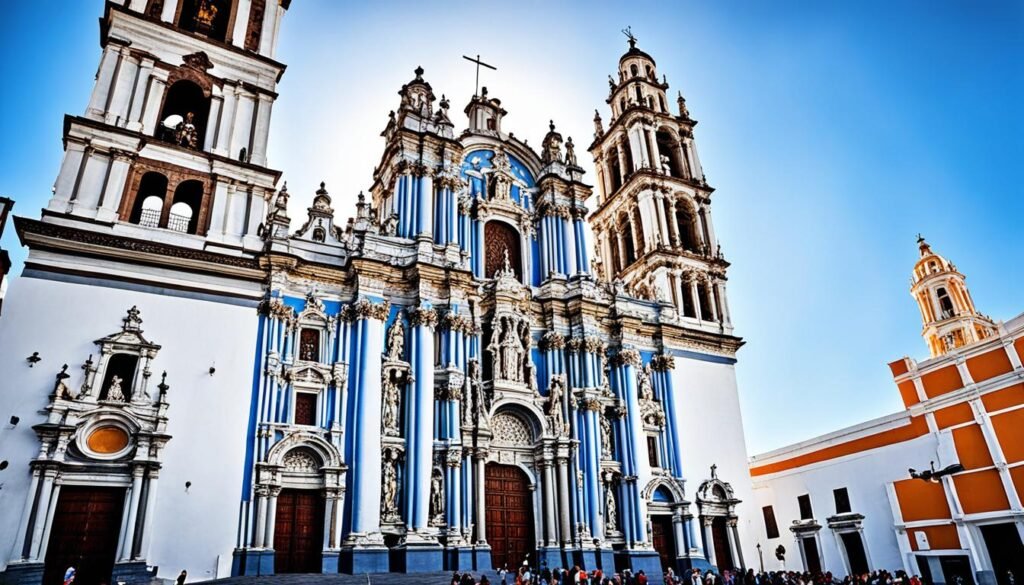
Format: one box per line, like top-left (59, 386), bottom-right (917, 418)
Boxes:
top-left (651, 515), bottom-right (677, 571)
top-left (485, 221), bottom-right (522, 281)
top-left (485, 464), bottom-right (534, 570)
top-left (274, 489), bottom-right (325, 573)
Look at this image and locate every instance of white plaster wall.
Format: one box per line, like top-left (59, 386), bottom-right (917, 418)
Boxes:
top-left (751, 435), bottom-right (937, 576)
top-left (671, 357), bottom-right (760, 565)
top-left (0, 276), bottom-right (258, 581)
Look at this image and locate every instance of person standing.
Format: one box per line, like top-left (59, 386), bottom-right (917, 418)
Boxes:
top-left (62, 567), bottom-right (76, 585)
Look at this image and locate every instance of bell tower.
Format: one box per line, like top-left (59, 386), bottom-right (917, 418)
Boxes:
top-left (911, 236), bottom-right (997, 357)
top-left (587, 32), bottom-right (732, 332)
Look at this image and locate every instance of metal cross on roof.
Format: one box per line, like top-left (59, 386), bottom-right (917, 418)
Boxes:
top-left (462, 54), bottom-right (497, 98)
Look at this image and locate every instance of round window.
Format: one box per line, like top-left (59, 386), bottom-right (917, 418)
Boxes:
top-left (86, 426), bottom-right (130, 455)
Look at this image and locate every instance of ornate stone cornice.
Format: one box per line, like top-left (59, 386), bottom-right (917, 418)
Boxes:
top-left (584, 336), bottom-right (607, 355)
top-left (565, 337), bottom-right (583, 353)
top-left (441, 312), bottom-right (474, 334)
top-left (615, 349), bottom-right (641, 367)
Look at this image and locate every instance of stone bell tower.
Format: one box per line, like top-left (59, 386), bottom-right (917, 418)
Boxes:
top-left (911, 236), bottom-right (997, 357)
top-left (587, 32), bottom-right (733, 334)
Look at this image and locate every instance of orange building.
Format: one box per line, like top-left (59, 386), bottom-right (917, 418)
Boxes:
top-left (749, 239), bottom-right (1023, 585)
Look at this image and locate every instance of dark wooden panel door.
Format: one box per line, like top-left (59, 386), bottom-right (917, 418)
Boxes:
top-left (486, 464), bottom-right (534, 571)
top-left (651, 516), bottom-right (676, 571)
top-left (485, 221), bottom-right (522, 281)
top-left (43, 486), bottom-right (125, 585)
top-left (801, 536), bottom-right (821, 574)
top-left (711, 517), bottom-right (734, 571)
top-left (274, 489), bottom-right (324, 573)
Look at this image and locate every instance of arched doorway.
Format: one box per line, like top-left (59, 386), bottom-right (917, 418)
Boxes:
top-left (42, 486), bottom-right (125, 585)
top-left (485, 464), bottom-right (535, 570)
top-left (485, 220), bottom-right (522, 281)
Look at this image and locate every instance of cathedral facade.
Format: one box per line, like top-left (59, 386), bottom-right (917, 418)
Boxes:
top-left (0, 2), bottom-right (757, 584)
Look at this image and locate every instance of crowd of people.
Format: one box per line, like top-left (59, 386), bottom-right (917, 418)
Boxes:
top-left (446, 563), bottom-right (935, 585)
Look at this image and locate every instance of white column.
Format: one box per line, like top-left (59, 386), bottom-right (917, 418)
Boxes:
top-left (105, 49), bottom-right (138, 127)
top-left (727, 518), bottom-right (743, 569)
top-left (27, 471), bottom-right (57, 560)
top-left (646, 126), bottom-right (659, 171)
top-left (119, 469), bottom-right (144, 560)
top-left (12, 471), bottom-right (41, 560)
top-left (232, 0), bottom-right (253, 49)
top-left (258, 0), bottom-right (279, 56)
top-left (253, 489), bottom-right (268, 548)
top-left (213, 85), bottom-right (237, 156)
top-left (230, 91), bottom-right (255, 161)
top-left (543, 461), bottom-right (557, 545)
top-left (703, 517), bottom-right (717, 566)
top-left (475, 452), bottom-right (488, 544)
top-left (141, 73), bottom-right (168, 137)
top-left (264, 489), bottom-right (279, 548)
top-left (637, 193), bottom-right (657, 252)
top-left (691, 281), bottom-right (703, 321)
top-left (557, 458), bottom-right (572, 545)
top-left (203, 94), bottom-right (224, 152)
top-left (35, 484), bottom-right (62, 561)
top-left (159, 0), bottom-right (176, 22)
top-left (701, 205), bottom-right (717, 252)
top-left (87, 45), bottom-right (120, 120)
top-left (630, 127), bottom-right (648, 169)
top-left (250, 94), bottom-right (274, 167)
top-left (126, 57), bottom-right (155, 132)
top-left (654, 193), bottom-right (669, 246)
top-left (137, 473), bottom-right (159, 560)
top-left (97, 150), bottom-right (133, 222)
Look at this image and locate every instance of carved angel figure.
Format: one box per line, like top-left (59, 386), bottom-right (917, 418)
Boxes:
top-left (600, 414), bottom-right (613, 459)
top-left (637, 364), bottom-right (655, 401)
top-left (429, 469), bottom-right (445, 523)
top-left (381, 456), bottom-right (399, 522)
top-left (382, 377), bottom-right (400, 436)
top-left (605, 483), bottom-right (618, 531)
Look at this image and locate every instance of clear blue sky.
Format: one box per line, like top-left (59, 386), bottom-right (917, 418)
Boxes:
top-left (1, 1), bottom-right (1021, 454)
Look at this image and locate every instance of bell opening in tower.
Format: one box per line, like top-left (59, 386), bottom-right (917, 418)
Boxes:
top-left (158, 81), bottom-right (211, 150)
top-left (178, 0), bottom-right (233, 42)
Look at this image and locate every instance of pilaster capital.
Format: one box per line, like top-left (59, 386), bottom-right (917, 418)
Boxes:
top-left (343, 298), bottom-right (390, 322)
top-left (409, 306), bottom-right (439, 329)
top-left (650, 354), bottom-right (676, 372)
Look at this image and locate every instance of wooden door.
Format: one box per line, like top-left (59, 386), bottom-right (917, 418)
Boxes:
top-left (651, 516), bottom-right (676, 571)
top-left (801, 536), bottom-right (821, 574)
top-left (43, 486), bottom-right (125, 585)
top-left (274, 489), bottom-right (324, 573)
top-left (485, 221), bottom-right (522, 281)
top-left (486, 464), bottom-right (534, 570)
top-left (711, 517), bottom-right (734, 570)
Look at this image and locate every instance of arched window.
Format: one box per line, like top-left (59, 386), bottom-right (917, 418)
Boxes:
top-left (656, 130), bottom-right (683, 177)
top-left (101, 354), bottom-right (139, 401)
top-left (698, 282), bottom-right (713, 320)
top-left (312, 226), bottom-right (326, 242)
top-left (484, 221), bottom-right (522, 282)
top-left (645, 65), bottom-right (654, 79)
top-left (169, 180), bottom-right (205, 234)
top-left (635, 85), bottom-right (643, 104)
top-left (675, 202), bottom-right (699, 252)
top-left (632, 207), bottom-right (646, 254)
top-left (621, 138), bottom-right (634, 175)
top-left (937, 287), bottom-right (955, 318)
top-left (608, 153), bottom-right (623, 193)
top-left (130, 172), bottom-right (169, 227)
top-left (630, 64), bottom-right (639, 77)
top-left (659, 94), bottom-right (667, 113)
top-left (681, 282), bottom-right (696, 318)
top-left (178, 0), bottom-right (232, 42)
top-left (621, 213), bottom-right (636, 266)
top-left (158, 80), bottom-right (210, 149)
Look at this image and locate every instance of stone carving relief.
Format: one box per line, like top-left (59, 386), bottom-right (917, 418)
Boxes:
top-left (385, 316), bottom-right (405, 362)
top-left (429, 468), bottom-right (445, 526)
top-left (638, 364), bottom-right (666, 428)
top-left (547, 374), bottom-right (569, 437)
top-left (491, 412), bottom-right (533, 446)
top-left (382, 375), bottom-right (401, 436)
top-left (600, 413), bottom-right (614, 459)
top-left (381, 450), bottom-right (401, 523)
top-left (283, 449), bottom-right (320, 473)
top-left (487, 315), bottom-right (530, 385)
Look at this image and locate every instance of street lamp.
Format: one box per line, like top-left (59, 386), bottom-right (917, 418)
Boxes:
top-left (756, 543), bottom-right (764, 572)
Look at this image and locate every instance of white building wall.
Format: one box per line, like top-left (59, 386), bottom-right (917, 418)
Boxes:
top-left (0, 277), bottom-right (258, 580)
top-left (751, 435), bottom-right (937, 575)
top-left (671, 356), bottom-right (760, 564)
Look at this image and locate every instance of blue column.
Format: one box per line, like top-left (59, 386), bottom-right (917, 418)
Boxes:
top-left (575, 219), bottom-right (589, 276)
top-left (473, 220), bottom-right (485, 277)
top-left (620, 352), bottom-right (649, 544)
top-left (410, 308), bottom-right (436, 531)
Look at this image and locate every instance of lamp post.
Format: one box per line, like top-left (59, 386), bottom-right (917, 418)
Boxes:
top-left (756, 543), bottom-right (764, 572)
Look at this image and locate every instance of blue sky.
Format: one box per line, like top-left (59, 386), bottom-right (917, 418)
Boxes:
top-left (1, 1), bottom-right (1021, 454)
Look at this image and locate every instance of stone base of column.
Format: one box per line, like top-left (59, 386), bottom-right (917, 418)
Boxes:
top-left (444, 547), bottom-right (475, 571)
top-left (537, 547), bottom-right (565, 571)
top-left (340, 545), bottom-right (389, 574)
top-left (232, 548), bottom-right (275, 576)
top-left (321, 551), bottom-right (340, 574)
top-left (111, 561), bottom-right (157, 584)
top-left (678, 553), bottom-right (712, 574)
top-left (392, 538), bottom-right (443, 573)
top-left (595, 547), bottom-right (617, 573)
top-left (616, 549), bottom-right (664, 585)
top-left (0, 561), bottom-right (44, 585)
top-left (473, 544), bottom-right (492, 571)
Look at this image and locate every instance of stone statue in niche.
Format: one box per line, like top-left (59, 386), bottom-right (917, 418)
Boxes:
top-left (600, 413), bottom-right (613, 459)
top-left (547, 374), bottom-right (568, 437)
top-left (464, 358), bottom-right (487, 426)
top-left (500, 322), bottom-right (523, 383)
top-left (637, 364), bottom-right (655, 401)
top-left (385, 317), bottom-right (404, 362)
top-left (106, 375), bottom-right (125, 402)
top-left (660, 154), bottom-right (671, 175)
top-left (382, 376), bottom-right (400, 436)
top-left (381, 453), bottom-right (400, 522)
top-left (429, 468), bottom-right (445, 525)
top-left (605, 483), bottom-right (618, 531)
top-left (174, 112), bottom-right (199, 149)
